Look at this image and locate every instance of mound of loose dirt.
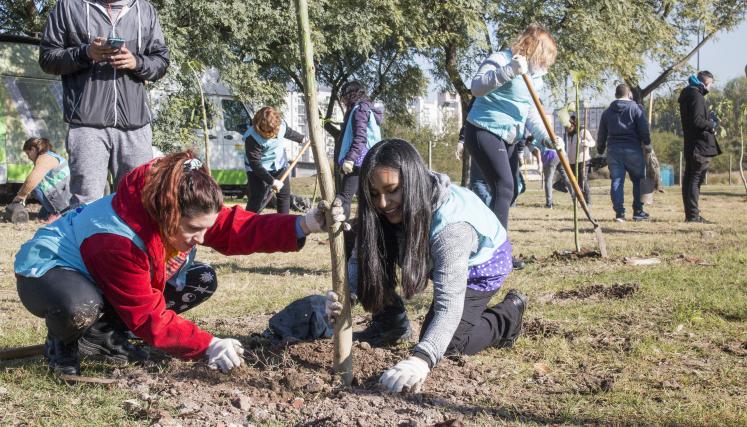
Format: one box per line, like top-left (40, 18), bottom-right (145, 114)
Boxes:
top-left (115, 339), bottom-right (521, 426)
top-left (553, 283), bottom-right (640, 300)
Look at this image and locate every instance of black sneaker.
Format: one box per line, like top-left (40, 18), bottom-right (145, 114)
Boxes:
top-left (495, 289), bottom-right (527, 349)
top-left (44, 335), bottom-right (81, 376)
top-left (353, 296), bottom-right (411, 347)
top-left (685, 215), bottom-right (713, 224)
top-left (512, 257), bottom-right (526, 270)
top-left (633, 210), bottom-right (650, 221)
top-left (78, 318), bottom-right (149, 364)
top-left (615, 213), bottom-right (626, 223)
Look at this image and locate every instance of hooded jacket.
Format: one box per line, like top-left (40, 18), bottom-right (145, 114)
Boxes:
top-left (16, 160), bottom-right (302, 359)
top-left (339, 100), bottom-right (384, 166)
top-left (597, 99), bottom-right (651, 154)
top-left (39, 0), bottom-right (169, 129)
top-left (678, 76), bottom-right (721, 157)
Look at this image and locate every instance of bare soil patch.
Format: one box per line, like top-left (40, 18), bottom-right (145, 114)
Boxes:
top-left (553, 282), bottom-right (640, 300)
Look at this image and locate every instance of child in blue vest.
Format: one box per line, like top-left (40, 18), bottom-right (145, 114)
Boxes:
top-left (14, 151), bottom-right (341, 376)
top-left (335, 80), bottom-right (384, 218)
top-left (12, 137), bottom-right (71, 222)
top-left (244, 106), bottom-right (308, 213)
top-left (464, 24), bottom-right (561, 231)
top-left (326, 139), bottom-right (526, 393)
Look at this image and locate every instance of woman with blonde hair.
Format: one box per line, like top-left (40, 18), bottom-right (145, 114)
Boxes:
top-left (244, 106), bottom-right (308, 213)
top-left (12, 137), bottom-right (71, 222)
top-left (464, 24), bottom-right (561, 231)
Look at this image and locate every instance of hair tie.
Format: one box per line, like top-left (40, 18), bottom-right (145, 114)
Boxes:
top-left (183, 158), bottom-right (203, 172)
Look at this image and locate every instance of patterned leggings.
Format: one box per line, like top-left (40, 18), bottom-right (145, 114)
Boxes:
top-left (163, 262), bottom-right (218, 314)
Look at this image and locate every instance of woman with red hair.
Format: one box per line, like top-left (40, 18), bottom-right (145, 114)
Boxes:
top-left (14, 151), bottom-right (341, 376)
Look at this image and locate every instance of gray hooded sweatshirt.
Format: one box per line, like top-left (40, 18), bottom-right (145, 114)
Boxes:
top-left (39, 0), bottom-right (169, 129)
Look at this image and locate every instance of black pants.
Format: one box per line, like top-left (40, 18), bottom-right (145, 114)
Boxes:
top-left (246, 169), bottom-right (291, 214)
top-left (420, 288), bottom-right (522, 356)
top-left (337, 169), bottom-right (360, 219)
top-left (16, 262), bottom-right (218, 344)
top-left (464, 122), bottom-right (515, 230)
top-left (569, 161), bottom-right (591, 204)
top-left (682, 152), bottom-right (711, 219)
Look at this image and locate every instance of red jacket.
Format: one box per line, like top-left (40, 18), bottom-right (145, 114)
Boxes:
top-left (79, 161), bottom-right (302, 359)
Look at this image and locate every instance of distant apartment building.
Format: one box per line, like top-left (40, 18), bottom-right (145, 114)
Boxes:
top-left (409, 92), bottom-right (463, 132)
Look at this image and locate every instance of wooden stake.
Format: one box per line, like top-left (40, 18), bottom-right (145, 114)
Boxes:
top-left (0, 344), bottom-right (44, 360)
top-left (294, 0), bottom-right (353, 385)
top-left (679, 151), bottom-right (684, 186)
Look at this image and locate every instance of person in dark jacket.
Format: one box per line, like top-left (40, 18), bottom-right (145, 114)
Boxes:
top-left (334, 81), bottom-right (384, 218)
top-left (244, 106), bottom-right (308, 214)
top-left (39, 0), bottom-right (170, 207)
top-left (678, 71), bottom-right (721, 223)
top-left (597, 84), bottom-right (652, 222)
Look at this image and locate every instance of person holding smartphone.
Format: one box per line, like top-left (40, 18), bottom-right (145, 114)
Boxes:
top-left (39, 0), bottom-right (170, 208)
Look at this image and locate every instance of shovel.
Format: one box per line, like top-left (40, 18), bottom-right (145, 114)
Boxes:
top-left (257, 137), bottom-right (314, 212)
top-left (521, 74), bottom-right (608, 258)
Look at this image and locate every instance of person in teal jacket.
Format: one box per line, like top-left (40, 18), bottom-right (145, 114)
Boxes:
top-left (464, 24), bottom-right (561, 231)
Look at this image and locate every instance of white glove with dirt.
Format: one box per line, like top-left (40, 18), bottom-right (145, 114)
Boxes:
top-left (341, 160), bottom-right (355, 175)
top-left (325, 290), bottom-right (358, 324)
top-left (553, 136), bottom-right (565, 152)
top-left (642, 144), bottom-right (653, 155)
top-left (304, 197), bottom-right (346, 233)
top-left (206, 337), bottom-right (244, 373)
top-left (271, 179), bottom-right (284, 192)
top-left (455, 141), bottom-right (464, 160)
top-left (510, 54), bottom-right (528, 76)
top-left (325, 290), bottom-right (343, 323)
top-left (380, 356), bottom-right (430, 393)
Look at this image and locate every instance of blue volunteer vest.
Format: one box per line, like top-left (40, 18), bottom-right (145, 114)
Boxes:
top-left (467, 50), bottom-right (545, 142)
top-left (33, 151), bottom-right (71, 213)
top-left (244, 121), bottom-right (288, 172)
top-left (338, 104), bottom-right (382, 163)
top-left (14, 194), bottom-right (196, 286)
top-left (430, 185), bottom-right (507, 267)
top-left (14, 195), bottom-right (145, 281)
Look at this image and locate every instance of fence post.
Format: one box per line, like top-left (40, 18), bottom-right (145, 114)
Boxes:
top-left (679, 151), bottom-right (683, 186)
top-left (729, 155), bottom-right (733, 185)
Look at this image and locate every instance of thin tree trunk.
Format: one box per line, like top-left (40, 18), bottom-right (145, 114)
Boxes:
top-left (294, 0), bottom-right (353, 385)
top-left (443, 42), bottom-right (472, 186)
top-left (740, 125), bottom-right (747, 194)
top-left (189, 64), bottom-right (210, 173)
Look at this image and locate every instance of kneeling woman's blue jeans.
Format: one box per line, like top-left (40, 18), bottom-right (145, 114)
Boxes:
top-left (607, 146), bottom-right (645, 215)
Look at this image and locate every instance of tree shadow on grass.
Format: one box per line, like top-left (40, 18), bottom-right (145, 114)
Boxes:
top-left (210, 261), bottom-right (328, 277)
top-left (700, 191), bottom-right (747, 198)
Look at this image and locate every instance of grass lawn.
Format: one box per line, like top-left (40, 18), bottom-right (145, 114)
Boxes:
top-left (1, 179), bottom-right (745, 426)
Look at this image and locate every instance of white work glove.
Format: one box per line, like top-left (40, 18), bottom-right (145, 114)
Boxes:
top-left (455, 141), bottom-right (464, 160)
top-left (11, 195), bottom-right (25, 206)
top-left (271, 179), bottom-right (284, 192)
top-left (510, 54), bottom-right (528, 76)
top-left (205, 337), bottom-right (244, 373)
top-left (642, 144), bottom-right (653, 155)
top-left (304, 197), bottom-right (346, 233)
top-left (380, 356), bottom-right (430, 393)
top-left (553, 136), bottom-right (565, 153)
top-left (341, 160), bottom-right (355, 175)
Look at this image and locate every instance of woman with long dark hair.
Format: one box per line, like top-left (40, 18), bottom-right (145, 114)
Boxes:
top-left (326, 139), bottom-right (526, 393)
top-left (15, 151), bottom-right (341, 376)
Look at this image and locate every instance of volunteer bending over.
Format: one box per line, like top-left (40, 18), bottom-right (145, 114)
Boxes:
top-left (327, 140), bottom-right (526, 393)
top-left (15, 151), bottom-right (341, 376)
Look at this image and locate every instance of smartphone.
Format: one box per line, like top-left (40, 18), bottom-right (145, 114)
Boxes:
top-left (106, 36), bottom-right (125, 49)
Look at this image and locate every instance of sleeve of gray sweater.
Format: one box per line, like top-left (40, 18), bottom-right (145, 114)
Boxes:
top-left (470, 52), bottom-right (516, 97)
top-left (414, 222), bottom-right (478, 367)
